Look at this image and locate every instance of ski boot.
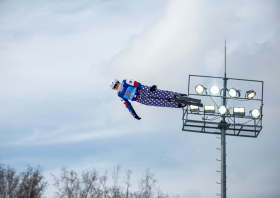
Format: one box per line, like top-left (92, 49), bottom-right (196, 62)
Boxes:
top-left (174, 94), bottom-right (187, 99)
top-left (178, 103), bottom-right (187, 108)
top-left (168, 98), bottom-right (176, 102)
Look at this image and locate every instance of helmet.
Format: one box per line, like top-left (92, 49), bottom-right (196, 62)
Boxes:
top-left (110, 79), bottom-right (119, 89)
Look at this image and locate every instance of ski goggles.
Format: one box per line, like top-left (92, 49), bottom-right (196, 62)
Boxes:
top-left (113, 82), bottom-right (119, 89)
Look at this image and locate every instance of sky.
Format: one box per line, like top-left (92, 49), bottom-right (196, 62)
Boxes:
top-left (0, 0), bottom-right (280, 197)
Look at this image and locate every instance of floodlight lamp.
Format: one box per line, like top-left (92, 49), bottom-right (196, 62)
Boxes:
top-left (218, 105), bottom-right (227, 115)
top-left (246, 90), bottom-right (256, 99)
top-left (195, 85), bottom-right (206, 95)
top-left (204, 105), bottom-right (215, 114)
top-left (228, 88), bottom-right (240, 97)
top-left (251, 108), bottom-right (260, 118)
top-left (233, 107), bottom-right (245, 116)
top-left (210, 85), bottom-right (220, 95)
top-left (190, 105), bottom-right (199, 114)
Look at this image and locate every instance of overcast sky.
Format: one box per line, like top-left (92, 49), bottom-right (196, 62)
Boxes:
top-left (0, 0), bottom-right (280, 197)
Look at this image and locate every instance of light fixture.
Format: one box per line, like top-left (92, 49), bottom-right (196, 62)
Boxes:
top-left (246, 90), bottom-right (256, 99)
top-left (251, 108), bottom-right (260, 118)
top-left (233, 107), bottom-right (245, 116)
top-left (195, 85), bottom-right (206, 95)
top-left (228, 88), bottom-right (240, 97)
top-left (190, 105), bottom-right (199, 113)
top-left (204, 105), bottom-right (215, 114)
top-left (210, 85), bottom-right (220, 95)
top-left (218, 105), bottom-right (227, 115)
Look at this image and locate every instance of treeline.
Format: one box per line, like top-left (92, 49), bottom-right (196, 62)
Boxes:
top-left (0, 164), bottom-right (47, 198)
top-left (0, 163), bottom-right (179, 198)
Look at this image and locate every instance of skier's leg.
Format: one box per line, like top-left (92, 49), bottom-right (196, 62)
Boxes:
top-left (140, 85), bottom-right (151, 93)
top-left (139, 85), bottom-right (151, 98)
top-left (136, 95), bottom-right (180, 108)
top-left (144, 86), bottom-right (182, 99)
top-left (139, 85), bottom-right (186, 107)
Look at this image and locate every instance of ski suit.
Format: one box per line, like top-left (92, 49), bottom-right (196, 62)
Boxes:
top-left (117, 79), bottom-right (182, 118)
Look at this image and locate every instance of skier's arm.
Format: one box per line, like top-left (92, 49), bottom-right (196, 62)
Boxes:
top-left (121, 98), bottom-right (141, 120)
top-left (125, 79), bottom-right (142, 89)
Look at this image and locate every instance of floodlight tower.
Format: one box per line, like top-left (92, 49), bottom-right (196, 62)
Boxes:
top-left (182, 41), bottom-right (264, 198)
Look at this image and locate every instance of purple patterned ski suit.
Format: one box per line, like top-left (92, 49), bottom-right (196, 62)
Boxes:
top-left (136, 85), bottom-right (182, 108)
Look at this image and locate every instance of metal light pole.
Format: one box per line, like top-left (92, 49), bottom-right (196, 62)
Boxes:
top-left (221, 40), bottom-right (227, 198)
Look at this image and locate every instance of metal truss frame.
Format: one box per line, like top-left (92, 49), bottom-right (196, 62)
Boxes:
top-left (182, 74), bottom-right (264, 138)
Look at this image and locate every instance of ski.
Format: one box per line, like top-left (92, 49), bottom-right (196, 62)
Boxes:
top-left (175, 95), bottom-right (201, 103)
top-left (173, 99), bottom-right (203, 107)
top-left (149, 96), bottom-right (203, 107)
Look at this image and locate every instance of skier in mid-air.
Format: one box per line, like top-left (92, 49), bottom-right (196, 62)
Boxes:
top-left (110, 79), bottom-right (188, 120)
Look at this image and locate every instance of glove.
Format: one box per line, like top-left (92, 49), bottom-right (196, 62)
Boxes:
top-left (150, 85), bottom-right (157, 92)
top-left (134, 115), bottom-right (141, 120)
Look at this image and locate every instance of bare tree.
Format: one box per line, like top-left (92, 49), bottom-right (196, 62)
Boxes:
top-left (111, 165), bottom-right (121, 188)
top-left (0, 163), bottom-right (47, 198)
top-left (110, 164), bottom-right (123, 198)
top-left (157, 188), bottom-right (180, 198)
top-left (137, 169), bottom-right (157, 198)
top-left (0, 163), bottom-right (5, 196)
top-left (52, 167), bottom-right (109, 198)
top-left (0, 163), bottom-right (20, 198)
top-left (124, 170), bottom-right (132, 198)
top-left (99, 171), bottom-right (109, 198)
top-left (157, 188), bottom-right (166, 198)
top-left (79, 168), bottom-right (99, 198)
top-left (52, 166), bottom-right (80, 198)
top-left (17, 165), bottom-right (48, 198)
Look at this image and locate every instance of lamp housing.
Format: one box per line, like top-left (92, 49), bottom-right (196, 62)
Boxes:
top-left (195, 85), bottom-right (206, 95)
top-left (228, 88), bottom-right (240, 97)
top-left (246, 90), bottom-right (256, 99)
top-left (251, 108), bottom-right (260, 118)
top-left (190, 105), bottom-right (199, 114)
top-left (218, 105), bottom-right (227, 115)
top-left (233, 107), bottom-right (245, 116)
top-left (210, 85), bottom-right (220, 95)
top-left (204, 105), bottom-right (215, 114)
